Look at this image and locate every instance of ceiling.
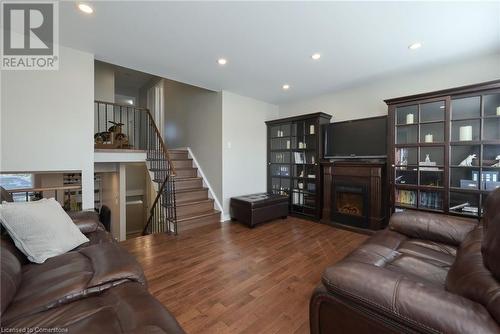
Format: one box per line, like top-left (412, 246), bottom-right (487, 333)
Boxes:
top-left (60, 1), bottom-right (500, 104)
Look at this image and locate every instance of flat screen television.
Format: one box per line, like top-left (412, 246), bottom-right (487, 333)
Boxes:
top-left (324, 116), bottom-right (387, 159)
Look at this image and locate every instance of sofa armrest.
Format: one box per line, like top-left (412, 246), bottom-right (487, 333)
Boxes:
top-left (67, 210), bottom-right (105, 234)
top-left (319, 262), bottom-right (499, 334)
top-left (389, 211), bottom-right (477, 246)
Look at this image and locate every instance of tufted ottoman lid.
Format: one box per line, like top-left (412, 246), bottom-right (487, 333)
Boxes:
top-left (231, 193), bottom-right (288, 208)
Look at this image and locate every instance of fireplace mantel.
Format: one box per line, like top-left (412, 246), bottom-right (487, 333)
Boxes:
top-left (321, 161), bottom-right (387, 231)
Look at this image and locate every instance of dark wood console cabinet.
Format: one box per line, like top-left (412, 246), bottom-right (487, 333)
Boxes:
top-left (321, 161), bottom-right (387, 230)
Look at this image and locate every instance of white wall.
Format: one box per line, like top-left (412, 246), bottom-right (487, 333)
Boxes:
top-left (94, 61), bottom-right (115, 102)
top-left (279, 53), bottom-right (500, 122)
top-left (162, 79), bottom-right (223, 202)
top-left (1, 46), bottom-right (95, 209)
top-left (222, 91), bottom-right (279, 219)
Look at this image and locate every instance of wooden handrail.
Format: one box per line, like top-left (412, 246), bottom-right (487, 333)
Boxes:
top-left (7, 185), bottom-right (82, 193)
top-left (144, 109), bottom-right (176, 177)
top-left (94, 100), bottom-right (176, 176)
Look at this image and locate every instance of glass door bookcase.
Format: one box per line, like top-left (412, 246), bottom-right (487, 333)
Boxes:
top-left (387, 80), bottom-right (500, 219)
top-left (266, 113), bottom-right (332, 220)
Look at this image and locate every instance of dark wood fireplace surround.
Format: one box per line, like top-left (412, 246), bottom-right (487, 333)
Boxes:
top-left (321, 161), bottom-right (387, 232)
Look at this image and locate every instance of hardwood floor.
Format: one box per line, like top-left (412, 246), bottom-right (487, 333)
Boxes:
top-left (121, 217), bottom-right (368, 334)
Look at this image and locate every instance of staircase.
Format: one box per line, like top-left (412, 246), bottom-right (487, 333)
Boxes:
top-left (166, 149), bottom-right (221, 232)
top-left (95, 100), bottom-right (219, 235)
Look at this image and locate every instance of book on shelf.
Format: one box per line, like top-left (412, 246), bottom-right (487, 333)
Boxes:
top-left (395, 190), bottom-right (417, 206)
top-left (419, 192), bottom-right (442, 210)
top-left (293, 152), bottom-right (306, 164)
top-left (292, 192), bottom-right (304, 205)
top-left (472, 171), bottom-right (499, 183)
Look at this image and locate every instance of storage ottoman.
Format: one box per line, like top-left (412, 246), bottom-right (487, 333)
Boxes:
top-left (230, 193), bottom-right (289, 227)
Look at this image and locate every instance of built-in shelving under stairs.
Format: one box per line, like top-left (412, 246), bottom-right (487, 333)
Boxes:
top-left (151, 149), bottom-right (220, 232)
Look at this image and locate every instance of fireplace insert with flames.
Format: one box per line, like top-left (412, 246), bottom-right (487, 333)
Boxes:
top-left (332, 183), bottom-right (369, 228)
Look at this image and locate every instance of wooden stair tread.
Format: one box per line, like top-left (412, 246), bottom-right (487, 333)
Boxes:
top-left (153, 176), bottom-right (201, 183)
top-left (173, 167), bottom-right (197, 170)
top-left (174, 176), bottom-right (202, 181)
top-left (177, 209), bottom-right (220, 222)
top-left (175, 187), bottom-right (207, 193)
top-left (175, 177), bottom-right (202, 181)
top-left (175, 198), bottom-right (213, 207)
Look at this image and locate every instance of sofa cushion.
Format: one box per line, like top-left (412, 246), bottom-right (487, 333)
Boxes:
top-left (67, 210), bottom-right (103, 234)
top-left (0, 199), bottom-right (89, 263)
top-left (2, 242), bottom-right (145, 323)
top-left (482, 188), bottom-right (500, 280)
top-left (1, 283), bottom-right (185, 334)
top-left (343, 229), bottom-right (456, 286)
top-left (67, 210), bottom-right (115, 250)
top-left (321, 261), bottom-right (500, 334)
top-left (446, 226), bottom-right (500, 324)
top-left (389, 210), bottom-right (477, 247)
top-left (0, 239), bottom-right (22, 316)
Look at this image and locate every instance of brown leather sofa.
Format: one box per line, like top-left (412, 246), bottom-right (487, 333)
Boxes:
top-left (310, 188), bottom-right (500, 334)
top-left (1, 210), bottom-right (184, 333)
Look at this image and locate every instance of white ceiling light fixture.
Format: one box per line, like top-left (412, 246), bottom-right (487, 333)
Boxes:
top-left (282, 84), bottom-right (290, 91)
top-left (408, 42), bottom-right (422, 50)
top-left (217, 58), bottom-right (227, 65)
top-left (78, 3), bottom-right (94, 14)
top-left (311, 53), bottom-right (321, 60)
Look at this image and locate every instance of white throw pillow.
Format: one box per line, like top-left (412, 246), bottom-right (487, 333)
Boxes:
top-left (0, 198), bottom-right (89, 263)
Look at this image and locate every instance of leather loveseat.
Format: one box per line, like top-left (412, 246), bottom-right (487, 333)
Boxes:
top-left (1, 210), bottom-right (184, 333)
top-left (310, 187), bottom-right (500, 334)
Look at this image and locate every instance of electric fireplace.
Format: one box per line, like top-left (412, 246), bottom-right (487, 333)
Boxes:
top-left (332, 183), bottom-right (369, 228)
top-left (322, 161), bottom-right (387, 231)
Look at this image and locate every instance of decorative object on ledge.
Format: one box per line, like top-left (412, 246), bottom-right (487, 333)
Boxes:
top-left (459, 125), bottom-right (473, 141)
top-left (459, 154), bottom-right (477, 167)
top-left (492, 155), bottom-right (500, 167)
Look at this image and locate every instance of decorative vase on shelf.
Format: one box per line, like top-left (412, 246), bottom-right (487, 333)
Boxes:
top-left (459, 126), bottom-right (473, 141)
top-left (496, 106), bottom-right (500, 116)
top-left (309, 125), bottom-right (315, 134)
top-left (424, 134), bottom-right (433, 143)
top-left (406, 114), bottom-right (414, 124)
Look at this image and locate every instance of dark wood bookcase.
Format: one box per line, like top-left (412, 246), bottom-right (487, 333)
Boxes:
top-left (266, 112), bottom-right (332, 220)
top-left (386, 80), bottom-right (500, 219)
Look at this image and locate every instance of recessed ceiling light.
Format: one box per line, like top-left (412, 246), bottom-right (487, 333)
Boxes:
top-left (78, 3), bottom-right (93, 14)
top-left (217, 58), bottom-right (227, 65)
top-left (408, 42), bottom-right (422, 50)
top-left (127, 100), bottom-right (134, 105)
top-left (311, 53), bottom-right (321, 60)
top-left (282, 84), bottom-right (290, 90)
